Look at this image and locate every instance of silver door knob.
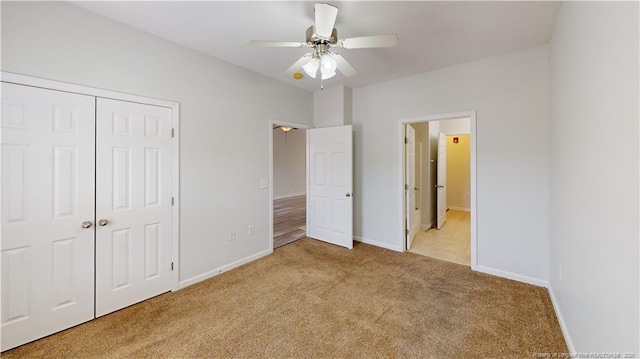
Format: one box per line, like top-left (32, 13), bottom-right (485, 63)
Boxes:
top-left (414, 187), bottom-right (420, 190)
top-left (345, 193), bottom-right (351, 197)
top-left (81, 221), bottom-right (93, 229)
top-left (98, 219), bottom-right (109, 226)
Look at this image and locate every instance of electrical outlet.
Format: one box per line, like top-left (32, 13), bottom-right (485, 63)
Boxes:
top-left (228, 230), bottom-right (236, 241)
top-left (248, 225), bottom-right (255, 236)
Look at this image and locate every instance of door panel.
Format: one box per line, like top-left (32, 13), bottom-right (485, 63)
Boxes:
top-left (308, 125), bottom-right (353, 249)
top-left (1, 83), bottom-right (95, 351)
top-left (437, 133), bottom-right (447, 229)
top-left (406, 124), bottom-right (417, 249)
top-left (95, 98), bottom-right (172, 317)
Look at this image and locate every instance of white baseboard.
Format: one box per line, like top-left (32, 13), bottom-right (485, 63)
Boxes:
top-left (273, 192), bottom-right (306, 200)
top-left (177, 248), bottom-right (273, 290)
top-left (421, 220), bottom-right (436, 230)
top-left (447, 206), bottom-right (470, 212)
top-left (354, 236), bottom-right (403, 252)
top-left (547, 285), bottom-right (576, 353)
top-left (474, 265), bottom-right (549, 288)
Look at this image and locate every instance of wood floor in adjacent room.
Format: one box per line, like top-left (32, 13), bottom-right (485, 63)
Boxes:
top-left (410, 210), bottom-right (471, 266)
top-left (273, 194), bottom-right (306, 248)
top-left (2, 238), bottom-right (567, 358)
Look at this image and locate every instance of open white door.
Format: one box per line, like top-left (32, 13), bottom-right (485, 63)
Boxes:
top-left (95, 98), bottom-right (173, 317)
top-left (307, 125), bottom-right (353, 249)
top-left (405, 124), bottom-right (418, 249)
top-left (436, 132), bottom-right (447, 229)
top-left (1, 83), bottom-right (96, 350)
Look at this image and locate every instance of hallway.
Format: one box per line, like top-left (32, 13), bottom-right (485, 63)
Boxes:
top-left (409, 210), bottom-right (471, 266)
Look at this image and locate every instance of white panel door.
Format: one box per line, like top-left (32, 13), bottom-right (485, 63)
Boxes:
top-left (95, 98), bottom-right (172, 317)
top-left (1, 83), bottom-right (95, 351)
top-left (307, 125), bottom-right (353, 249)
top-left (405, 124), bottom-right (418, 249)
top-left (436, 133), bottom-right (447, 229)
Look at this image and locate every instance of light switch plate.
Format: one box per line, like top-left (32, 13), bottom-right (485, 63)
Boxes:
top-left (260, 178), bottom-right (268, 189)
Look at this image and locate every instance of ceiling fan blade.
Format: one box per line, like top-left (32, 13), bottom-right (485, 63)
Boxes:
top-left (314, 3), bottom-right (338, 39)
top-left (282, 54), bottom-right (313, 76)
top-left (247, 41), bottom-right (306, 48)
top-left (331, 53), bottom-right (358, 77)
top-left (339, 34), bottom-right (399, 49)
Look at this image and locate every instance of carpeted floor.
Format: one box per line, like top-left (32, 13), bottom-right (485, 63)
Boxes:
top-left (2, 238), bottom-right (567, 358)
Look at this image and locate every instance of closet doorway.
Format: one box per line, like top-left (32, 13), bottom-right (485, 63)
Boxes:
top-left (400, 112), bottom-right (477, 268)
top-left (269, 121), bottom-right (310, 249)
top-left (1, 74), bottom-right (179, 351)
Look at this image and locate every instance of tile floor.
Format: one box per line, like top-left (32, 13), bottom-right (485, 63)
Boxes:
top-left (408, 210), bottom-right (471, 266)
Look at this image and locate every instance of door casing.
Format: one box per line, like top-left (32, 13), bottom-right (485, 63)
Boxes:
top-left (398, 111), bottom-right (478, 270)
top-left (268, 119), bottom-right (312, 251)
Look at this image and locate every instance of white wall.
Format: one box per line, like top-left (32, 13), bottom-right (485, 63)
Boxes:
top-left (273, 129), bottom-right (306, 199)
top-left (548, 2), bottom-right (639, 353)
top-left (413, 122), bottom-right (430, 226)
top-left (353, 45), bottom-right (550, 283)
top-left (313, 85), bottom-right (352, 127)
top-left (0, 2), bottom-right (314, 285)
top-left (439, 118), bottom-right (471, 135)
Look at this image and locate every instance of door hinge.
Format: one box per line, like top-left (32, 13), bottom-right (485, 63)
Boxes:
top-left (405, 184), bottom-right (408, 191)
top-left (171, 262), bottom-right (174, 271)
top-left (171, 197), bottom-right (175, 206)
top-left (406, 229), bottom-right (409, 235)
top-left (404, 137), bottom-right (408, 144)
top-left (171, 128), bottom-right (175, 138)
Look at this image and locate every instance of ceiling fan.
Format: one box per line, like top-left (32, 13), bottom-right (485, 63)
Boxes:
top-left (247, 3), bottom-right (398, 85)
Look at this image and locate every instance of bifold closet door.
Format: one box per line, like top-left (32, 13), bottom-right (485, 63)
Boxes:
top-left (1, 83), bottom-right (96, 351)
top-left (95, 98), bottom-right (173, 317)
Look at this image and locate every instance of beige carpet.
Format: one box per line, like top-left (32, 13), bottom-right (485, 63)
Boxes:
top-left (2, 238), bottom-right (567, 358)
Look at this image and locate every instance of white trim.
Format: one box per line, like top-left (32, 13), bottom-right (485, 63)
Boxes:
top-left (177, 249), bottom-right (272, 290)
top-left (447, 206), bottom-right (470, 212)
top-left (398, 111), bottom-right (479, 270)
top-left (354, 236), bottom-right (403, 252)
top-left (475, 265), bottom-right (549, 288)
top-left (1, 72), bottom-right (176, 109)
top-left (421, 220), bottom-right (437, 231)
top-left (547, 286), bottom-right (576, 353)
top-left (2, 72), bottom-right (182, 291)
top-left (171, 104), bottom-right (181, 291)
top-left (273, 192), bottom-right (306, 200)
top-left (269, 119), bottom-right (312, 252)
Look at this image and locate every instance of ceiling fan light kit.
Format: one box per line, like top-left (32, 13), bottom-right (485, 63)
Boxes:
top-left (303, 57), bottom-right (320, 78)
top-left (247, 3), bottom-right (398, 89)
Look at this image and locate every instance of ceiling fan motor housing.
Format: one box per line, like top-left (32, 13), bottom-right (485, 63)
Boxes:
top-left (306, 26), bottom-right (338, 46)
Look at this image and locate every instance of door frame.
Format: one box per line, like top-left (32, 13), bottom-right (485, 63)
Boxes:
top-left (268, 119), bottom-right (312, 251)
top-left (1, 71), bottom-right (182, 290)
top-left (398, 111), bottom-right (478, 269)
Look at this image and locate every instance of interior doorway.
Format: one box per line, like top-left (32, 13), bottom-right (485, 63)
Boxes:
top-left (400, 112), bottom-right (477, 268)
top-left (270, 121), bottom-right (310, 249)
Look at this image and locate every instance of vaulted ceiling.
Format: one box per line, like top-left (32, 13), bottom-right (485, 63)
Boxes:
top-left (73, 1), bottom-right (561, 92)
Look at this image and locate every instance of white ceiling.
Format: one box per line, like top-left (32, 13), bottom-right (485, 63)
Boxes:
top-left (72, 1), bottom-right (561, 92)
